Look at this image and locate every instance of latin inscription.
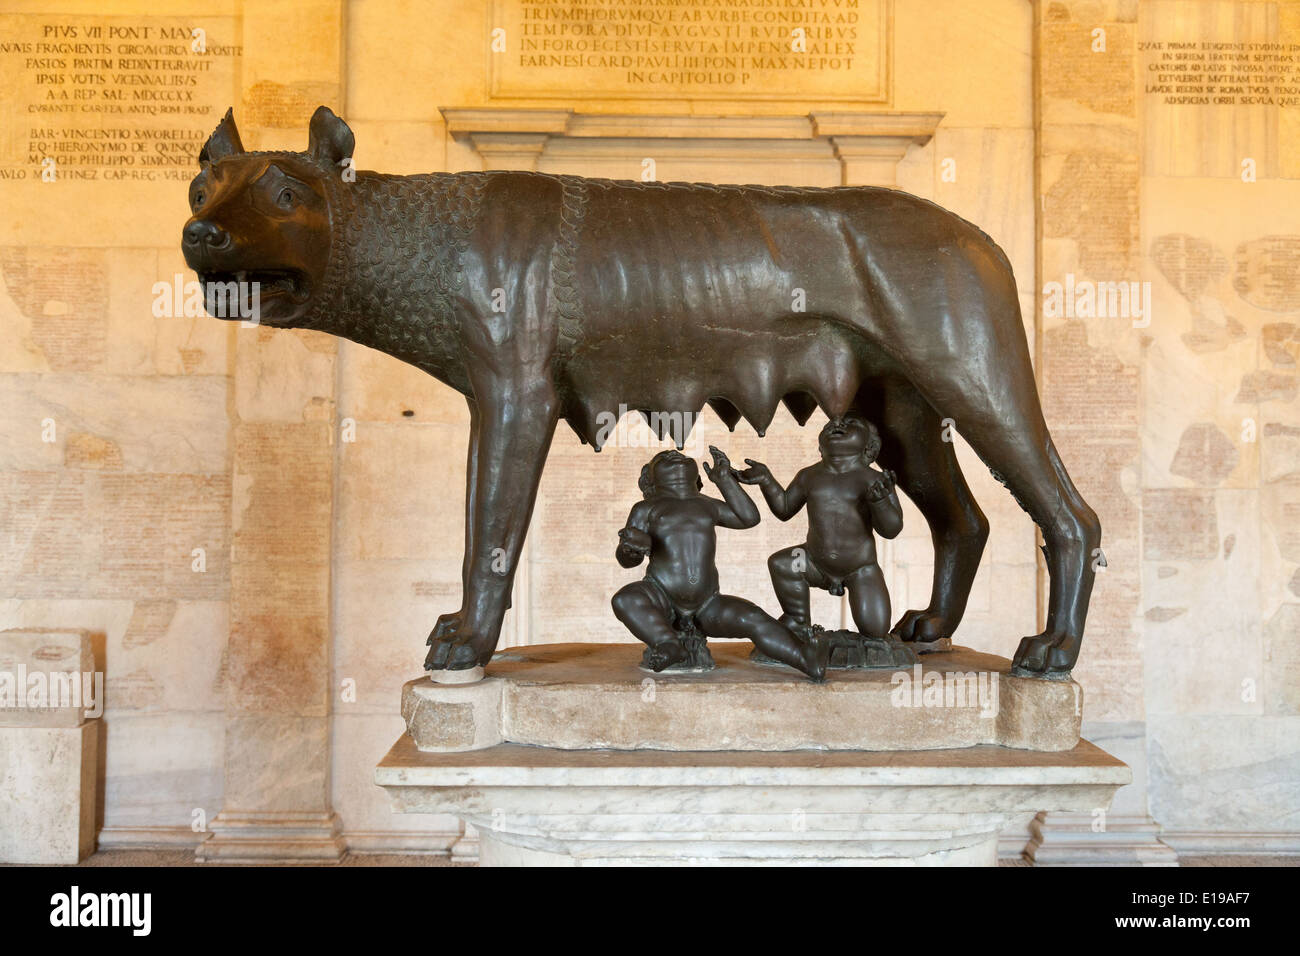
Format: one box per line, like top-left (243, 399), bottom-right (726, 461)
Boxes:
top-left (0, 15), bottom-right (240, 180)
top-left (490, 0), bottom-right (888, 101)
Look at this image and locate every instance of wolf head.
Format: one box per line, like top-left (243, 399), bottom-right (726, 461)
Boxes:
top-left (182, 106), bottom-right (354, 327)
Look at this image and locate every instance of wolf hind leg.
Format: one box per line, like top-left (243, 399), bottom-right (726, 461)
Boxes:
top-left (857, 382), bottom-right (989, 646)
top-left (930, 394), bottom-right (1099, 676)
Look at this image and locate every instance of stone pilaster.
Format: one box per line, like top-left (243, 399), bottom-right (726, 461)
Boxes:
top-left (1029, 0), bottom-right (1168, 864)
top-left (197, 0), bottom-right (347, 863)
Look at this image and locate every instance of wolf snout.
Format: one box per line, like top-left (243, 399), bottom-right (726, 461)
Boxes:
top-left (183, 219), bottom-right (231, 252)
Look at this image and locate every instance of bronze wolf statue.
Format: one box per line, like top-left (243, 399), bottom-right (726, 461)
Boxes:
top-left (182, 107), bottom-right (1101, 678)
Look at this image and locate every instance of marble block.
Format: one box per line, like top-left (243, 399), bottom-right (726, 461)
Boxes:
top-left (1025, 812), bottom-right (1179, 866)
top-left (0, 722), bottom-right (98, 864)
top-left (195, 811), bottom-right (346, 864)
top-left (0, 629), bottom-right (99, 864)
top-left (403, 642), bottom-right (1082, 753)
top-left (376, 735), bottom-right (1130, 866)
top-left (0, 629), bottom-right (96, 728)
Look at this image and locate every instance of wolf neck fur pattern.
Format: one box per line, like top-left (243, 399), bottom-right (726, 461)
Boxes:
top-left (308, 170), bottom-right (489, 392)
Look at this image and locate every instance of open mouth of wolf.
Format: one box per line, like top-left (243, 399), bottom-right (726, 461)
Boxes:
top-left (198, 269), bottom-right (311, 309)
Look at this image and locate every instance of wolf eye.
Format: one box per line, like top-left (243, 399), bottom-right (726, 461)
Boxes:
top-left (192, 190), bottom-right (205, 207)
top-left (278, 188), bottom-right (294, 207)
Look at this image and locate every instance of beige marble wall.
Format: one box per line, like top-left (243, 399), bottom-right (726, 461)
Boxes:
top-left (1025, 0), bottom-right (1299, 850)
top-left (0, 0), bottom-right (238, 838)
top-left (1137, 0), bottom-right (1300, 843)
top-left (0, 0), bottom-right (1294, 857)
top-left (0, 0), bottom-right (353, 854)
top-left (1029, 0), bottom-right (1155, 851)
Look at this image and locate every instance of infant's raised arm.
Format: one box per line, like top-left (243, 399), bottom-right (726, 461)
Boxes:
top-left (738, 460), bottom-right (808, 521)
top-left (864, 468), bottom-right (904, 539)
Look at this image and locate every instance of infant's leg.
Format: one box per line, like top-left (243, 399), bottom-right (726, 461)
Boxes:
top-left (846, 564), bottom-right (891, 639)
top-left (611, 580), bottom-right (685, 669)
top-left (767, 545), bottom-right (822, 627)
top-left (699, 595), bottom-right (826, 680)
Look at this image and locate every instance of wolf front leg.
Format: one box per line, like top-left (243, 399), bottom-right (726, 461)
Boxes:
top-left (425, 380), bottom-right (559, 670)
top-left (424, 398), bottom-right (480, 656)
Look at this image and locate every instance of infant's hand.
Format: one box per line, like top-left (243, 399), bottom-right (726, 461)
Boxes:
top-left (737, 459), bottom-right (772, 485)
top-left (703, 445), bottom-right (733, 483)
top-left (618, 527), bottom-right (652, 554)
top-left (867, 468), bottom-right (897, 502)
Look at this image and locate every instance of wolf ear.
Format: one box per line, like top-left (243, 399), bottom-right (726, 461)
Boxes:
top-left (199, 108), bottom-right (244, 165)
top-left (307, 106), bottom-right (355, 170)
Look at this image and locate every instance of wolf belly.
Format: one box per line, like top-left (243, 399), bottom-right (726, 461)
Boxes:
top-left (553, 178), bottom-right (894, 446)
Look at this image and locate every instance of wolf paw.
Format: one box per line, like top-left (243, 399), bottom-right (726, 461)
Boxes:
top-left (424, 612), bottom-right (496, 671)
top-left (890, 608), bottom-right (952, 644)
top-left (1011, 631), bottom-right (1077, 677)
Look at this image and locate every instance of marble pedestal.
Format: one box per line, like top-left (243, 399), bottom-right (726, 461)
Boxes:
top-left (379, 642), bottom-right (1129, 865)
top-left (0, 629), bottom-right (99, 864)
top-left (1025, 812), bottom-right (1179, 866)
top-left (401, 642), bottom-right (1083, 752)
top-left (378, 736), bottom-right (1128, 865)
top-left (194, 811), bottom-right (347, 863)
top-left (0, 723), bottom-right (98, 864)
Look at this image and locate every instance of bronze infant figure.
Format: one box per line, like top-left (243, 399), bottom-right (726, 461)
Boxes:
top-left (612, 446), bottom-right (833, 680)
top-left (182, 106), bottom-right (1101, 679)
top-left (740, 415), bottom-right (903, 642)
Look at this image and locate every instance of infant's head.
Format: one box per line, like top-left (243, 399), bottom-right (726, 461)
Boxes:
top-left (818, 415), bottom-right (882, 464)
top-left (639, 449), bottom-right (703, 498)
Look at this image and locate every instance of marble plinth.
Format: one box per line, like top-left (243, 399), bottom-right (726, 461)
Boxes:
top-left (1025, 812), bottom-right (1179, 866)
top-left (194, 811), bottom-right (346, 863)
top-left (377, 735), bottom-right (1130, 866)
top-left (0, 723), bottom-right (98, 864)
top-left (0, 628), bottom-right (97, 727)
top-left (0, 629), bottom-right (99, 864)
top-left (405, 642), bottom-right (1082, 753)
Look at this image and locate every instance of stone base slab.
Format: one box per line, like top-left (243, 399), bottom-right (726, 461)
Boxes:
top-left (749, 630), bottom-right (918, 669)
top-left (1026, 812), bottom-right (1180, 866)
top-left (1157, 830), bottom-right (1300, 857)
top-left (403, 642), bottom-right (1082, 753)
top-left (377, 735), bottom-right (1129, 866)
top-left (0, 722), bottom-right (97, 864)
top-left (195, 811), bottom-right (346, 863)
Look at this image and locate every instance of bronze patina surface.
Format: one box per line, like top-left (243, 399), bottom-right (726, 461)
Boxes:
top-left (183, 107), bottom-right (1101, 679)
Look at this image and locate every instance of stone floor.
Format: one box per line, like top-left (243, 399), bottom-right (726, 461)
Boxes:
top-left (1177, 855), bottom-right (1299, 867)
top-left (8, 849), bottom-right (1295, 867)
top-left (10, 849), bottom-right (469, 867)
